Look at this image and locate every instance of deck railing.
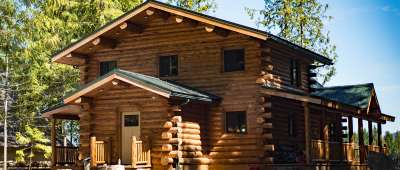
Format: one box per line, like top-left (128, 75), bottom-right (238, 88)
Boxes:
top-left (54, 146), bottom-right (79, 165)
top-left (131, 136), bottom-right (151, 168)
top-left (90, 136), bottom-right (112, 167)
top-left (311, 140), bottom-right (387, 163)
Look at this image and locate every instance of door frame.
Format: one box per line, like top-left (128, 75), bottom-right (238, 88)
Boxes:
top-left (117, 105), bottom-right (142, 163)
top-left (120, 111), bottom-right (141, 164)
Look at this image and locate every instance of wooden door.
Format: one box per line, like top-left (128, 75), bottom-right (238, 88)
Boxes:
top-left (121, 112), bottom-right (140, 164)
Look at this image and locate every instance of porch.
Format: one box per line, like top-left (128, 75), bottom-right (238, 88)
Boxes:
top-left (43, 69), bottom-right (219, 169)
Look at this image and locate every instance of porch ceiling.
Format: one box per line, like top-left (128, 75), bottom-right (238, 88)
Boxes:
top-left (63, 69), bottom-right (220, 104)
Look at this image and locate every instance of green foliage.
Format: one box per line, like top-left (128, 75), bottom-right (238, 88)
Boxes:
top-left (16, 125), bottom-right (51, 163)
top-left (167, 0), bottom-right (217, 13)
top-left (247, 0), bottom-right (337, 84)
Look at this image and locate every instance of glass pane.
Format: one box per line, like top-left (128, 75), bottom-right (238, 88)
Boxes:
top-left (100, 61), bottom-right (117, 76)
top-left (124, 115), bottom-right (139, 127)
top-left (225, 111), bottom-right (246, 133)
top-left (224, 49), bottom-right (245, 72)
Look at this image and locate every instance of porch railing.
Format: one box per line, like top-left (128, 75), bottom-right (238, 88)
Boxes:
top-left (312, 140), bottom-right (387, 163)
top-left (90, 136), bottom-right (112, 167)
top-left (54, 146), bottom-right (79, 165)
top-left (131, 136), bottom-right (151, 168)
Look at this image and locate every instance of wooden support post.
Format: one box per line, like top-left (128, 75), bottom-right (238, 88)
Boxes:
top-left (90, 136), bottom-right (97, 167)
top-left (106, 137), bottom-right (112, 164)
top-left (378, 122), bottom-right (382, 152)
top-left (368, 121), bottom-right (373, 145)
top-left (51, 119), bottom-right (56, 167)
top-left (348, 116), bottom-right (353, 143)
top-left (132, 136), bottom-right (137, 168)
top-left (358, 118), bottom-right (364, 163)
top-left (303, 102), bottom-right (311, 165)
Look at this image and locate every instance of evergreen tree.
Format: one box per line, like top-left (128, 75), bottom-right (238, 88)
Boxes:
top-left (167, 0), bottom-right (217, 13)
top-left (247, 0), bottom-right (337, 84)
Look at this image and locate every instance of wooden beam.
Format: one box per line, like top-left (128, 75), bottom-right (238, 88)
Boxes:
top-left (175, 15), bottom-right (184, 23)
top-left (348, 116), bottom-right (353, 143)
top-left (119, 22), bottom-right (143, 33)
top-left (378, 122), bottom-right (382, 151)
top-left (91, 37), bottom-right (118, 49)
top-left (204, 25), bottom-right (215, 32)
top-left (368, 121), bottom-right (373, 145)
top-left (358, 117), bottom-right (365, 163)
top-left (146, 9), bottom-right (154, 16)
top-left (303, 102), bottom-right (311, 165)
top-left (74, 97), bottom-right (92, 104)
top-left (51, 119), bottom-right (56, 167)
top-left (62, 53), bottom-right (87, 66)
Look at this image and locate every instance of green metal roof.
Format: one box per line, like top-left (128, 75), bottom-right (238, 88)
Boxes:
top-left (65, 69), bottom-right (220, 102)
top-left (312, 83), bottom-right (374, 109)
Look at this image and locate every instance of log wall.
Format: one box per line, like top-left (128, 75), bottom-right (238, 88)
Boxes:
top-left (77, 15), bottom-right (319, 168)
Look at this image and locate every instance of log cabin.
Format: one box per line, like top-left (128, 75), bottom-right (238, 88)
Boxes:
top-left (42, 1), bottom-right (396, 169)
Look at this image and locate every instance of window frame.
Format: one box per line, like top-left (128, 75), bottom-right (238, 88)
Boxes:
top-left (224, 111), bottom-right (247, 134)
top-left (158, 55), bottom-right (179, 77)
top-left (290, 59), bottom-right (302, 87)
top-left (99, 60), bottom-right (117, 76)
top-left (222, 48), bottom-right (245, 73)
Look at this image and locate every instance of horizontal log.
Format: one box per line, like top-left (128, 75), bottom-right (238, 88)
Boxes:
top-left (178, 134), bottom-right (201, 140)
top-left (161, 132), bottom-right (172, 139)
top-left (181, 128), bottom-right (201, 135)
top-left (161, 157), bottom-right (173, 165)
top-left (179, 158), bottom-right (210, 165)
top-left (163, 121), bottom-right (173, 129)
top-left (181, 145), bottom-right (202, 152)
top-left (264, 144), bottom-right (274, 151)
top-left (177, 122), bottom-right (200, 129)
top-left (161, 144), bottom-right (173, 151)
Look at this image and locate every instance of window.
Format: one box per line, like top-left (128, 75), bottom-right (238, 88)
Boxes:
top-left (124, 115), bottom-right (139, 127)
top-left (225, 111), bottom-right (247, 133)
top-left (100, 60), bottom-right (117, 76)
top-left (223, 49), bottom-right (245, 72)
top-left (290, 59), bottom-right (301, 87)
top-left (288, 113), bottom-right (296, 137)
top-left (159, 55), bottom-right (178, 77)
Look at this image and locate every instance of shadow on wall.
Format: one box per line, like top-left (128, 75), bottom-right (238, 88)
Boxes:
top-left (367, 152), bottom-right (400, 170)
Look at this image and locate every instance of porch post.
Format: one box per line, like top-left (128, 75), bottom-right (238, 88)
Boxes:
top-left (377, 122), bottom-right (382, 152)
top-left (348, 116), bottom-right (353, 143)
top-left (358, 117), bottom-right (364, 163)
top-left (368, 121), bottom-right (373, 145)
top-left (303, 102), bottom-right (311, 164)
top-left (51, 119), bottom-right (57, 167)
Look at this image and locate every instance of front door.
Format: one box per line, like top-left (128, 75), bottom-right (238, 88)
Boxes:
top-left (121, 112), bottom-right (140, 164)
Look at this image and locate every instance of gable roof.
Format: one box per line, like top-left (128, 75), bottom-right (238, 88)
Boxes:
top-left (64, 69), bottom-right (220, 104)
top-left (312, 83), bottom-right (374, 109)
top-left (51, 0), bottom-right (332, 65)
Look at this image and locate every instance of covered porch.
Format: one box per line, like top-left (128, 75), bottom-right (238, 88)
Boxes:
top-left (43, 69), bottom-right (219, 169)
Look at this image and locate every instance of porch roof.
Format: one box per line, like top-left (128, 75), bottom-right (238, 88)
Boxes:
top-left (63, 69), bottom-right (220, 104)
top-left (312, 83), bottom-right (374, 109)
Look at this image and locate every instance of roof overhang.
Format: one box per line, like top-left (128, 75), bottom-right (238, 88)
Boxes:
top-left (261, 87), bottom-right (395, 123)
top-left (64, 73), bottom-right (171, 104)
top-left (64, 69), bottom-right (218, 104)
top-left (42, 104), bottom-right (81, 120)
top-left (51, 0), bottom-right (331, 66)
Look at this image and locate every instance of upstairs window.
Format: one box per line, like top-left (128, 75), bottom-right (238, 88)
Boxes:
top-left (288, 113), bottom-right (296, 137)
top-left (290, 59), bottom-right (301, 87)
top-left (223, 49), bottom-right (245, 72)
top-left (225, 111), bottom-right (247, 134)
top-left (100, 61), bottom-right (117, 76)
top-left (159, 55), bottom-right (178, 77)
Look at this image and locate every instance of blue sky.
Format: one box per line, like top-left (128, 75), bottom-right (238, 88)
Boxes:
top-left (208, 0), bottom-right (400, 133)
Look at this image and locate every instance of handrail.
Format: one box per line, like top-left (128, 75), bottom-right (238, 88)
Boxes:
top-left (90, 136), bottom-right (112, 167)
top-left (55, 146), bottom-right (79, 165)
top-left (131, 136), bottom-right (151, 168)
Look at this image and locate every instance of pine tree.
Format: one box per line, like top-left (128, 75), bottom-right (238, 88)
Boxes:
top-left (167, 0), bottom-right (216, 13)
top-left (247, 0), bottom-right (337, 84)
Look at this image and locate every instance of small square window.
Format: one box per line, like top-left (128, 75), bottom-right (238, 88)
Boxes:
top-left (100, 61), bottom-right (117, 76)
top-left (124, 115), bottom-right (139, 127)
top-left (159, 55), bottom-right (178, 77)
top-left (223, 49), bottom-right (245, 72)
top-left (225, 111), bottom-right (247, 133)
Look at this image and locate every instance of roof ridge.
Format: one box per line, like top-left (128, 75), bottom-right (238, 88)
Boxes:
top-left (315, 83), bottom-right (374, 90)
